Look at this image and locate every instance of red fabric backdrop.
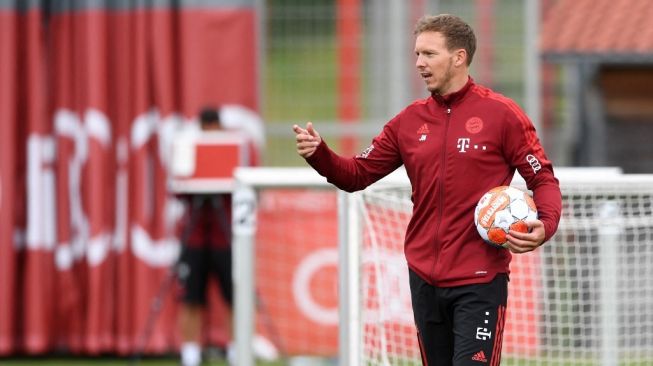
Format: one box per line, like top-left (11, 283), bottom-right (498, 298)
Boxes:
top-left (0, 1), bottom-right (257, 355)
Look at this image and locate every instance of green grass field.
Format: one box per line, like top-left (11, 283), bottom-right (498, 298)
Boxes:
top-left (0, 357), bottom-right (201, 366)
top-left (2, 355), bottom-right (652, 365)
top-left (0, 356), bottom-right (288, 366)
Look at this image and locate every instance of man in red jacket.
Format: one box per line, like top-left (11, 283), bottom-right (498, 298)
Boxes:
top-left (293, 14), bottom-right (561, 365)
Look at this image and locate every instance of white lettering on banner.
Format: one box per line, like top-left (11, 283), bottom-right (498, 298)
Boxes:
top-left (49, 107), bottom-right (263, 269)
top-left (85, 109), bottom-right (112, 147)
top-left (87, 233), bottom-right (111, 266)
top-left (26, 135), bottom-right (56, 251)
top-left (47, 109), bottom-right (184, 269)
top-left (129, 110), bottom-right (183, 267)
top-left (292, 248), bottom-right (339, 325)
top-left (131, 225), bottom-right (181, 267)
top-left (292, 247), bottom-right (414, 326)
top-left (131, 110), bottom-right (159, 150)
top-left (53, 108), bottom-right (113, 269)
top-left (54, 110), bottom-right (90, 270)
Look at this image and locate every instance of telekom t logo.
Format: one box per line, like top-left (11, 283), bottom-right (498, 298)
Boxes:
top-left (475, 311), bottom-right (493, 340)
top-left (457, 138), bottom-right (471, 152)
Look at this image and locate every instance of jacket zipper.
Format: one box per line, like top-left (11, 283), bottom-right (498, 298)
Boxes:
top-left (430, 106), bottom-right (451, 283)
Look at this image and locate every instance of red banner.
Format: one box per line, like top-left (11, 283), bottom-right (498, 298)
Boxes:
top-left (0, 2), bottom-right (257, 355)
top-left (0, 7), bottom-right (19, 355)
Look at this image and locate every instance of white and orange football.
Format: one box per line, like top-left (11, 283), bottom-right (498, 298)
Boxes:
top-left (474, 186), bottom-right (538, 248)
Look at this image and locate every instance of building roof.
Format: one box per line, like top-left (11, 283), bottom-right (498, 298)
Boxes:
top-left (541, 0), bottom-right (653, 63)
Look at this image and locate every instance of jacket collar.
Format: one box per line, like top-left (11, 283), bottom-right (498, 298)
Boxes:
top-left (432, 76), bottom-right (474, 107)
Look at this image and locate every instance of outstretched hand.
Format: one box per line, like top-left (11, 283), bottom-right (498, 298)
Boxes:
top-left (293, 122), bottom-right (322, 158)
top-left (505, 219), bottom-right (546, 254)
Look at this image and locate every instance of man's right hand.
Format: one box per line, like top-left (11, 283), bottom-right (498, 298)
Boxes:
top-left (293, 122), bottom-right (322, 159)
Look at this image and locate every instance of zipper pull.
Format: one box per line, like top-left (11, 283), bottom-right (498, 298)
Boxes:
top-left (447, 108), bottom-right (451, 114)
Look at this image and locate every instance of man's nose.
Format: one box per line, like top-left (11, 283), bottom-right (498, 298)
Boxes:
top-left (415, 56), bottom-right (424, 68)
top-left (415, 55), bottom-right (426, 69)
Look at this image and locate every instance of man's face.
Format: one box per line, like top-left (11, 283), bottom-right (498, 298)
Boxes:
top-left (414, 31), bottom-right (457, 95)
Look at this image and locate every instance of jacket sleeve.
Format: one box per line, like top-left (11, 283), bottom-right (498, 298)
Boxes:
top-left (305, 119), bottom-right (403, 192)
top-left (501, 102), bottom-right (562, 243)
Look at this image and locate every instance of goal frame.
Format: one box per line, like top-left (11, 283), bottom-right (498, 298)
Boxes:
top-left (231, 166), bottom-right (653, 366)
top-left (231, 167), bottom-right (408, 366)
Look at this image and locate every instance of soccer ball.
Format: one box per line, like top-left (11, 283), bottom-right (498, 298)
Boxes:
top-left (474, 186), bottom-right (538, 248)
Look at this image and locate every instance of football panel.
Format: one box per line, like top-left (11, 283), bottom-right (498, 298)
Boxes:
top-left (494, 209), bottom-right (515, 231)
top-left (510, 199), bottom-right (531, 220)
top-left (477, 192), bottom-right (511, 228)
top-left (505, 186), bottom-right (526, 201)
top-left (526, 210), bottom-right (538, 221)
top-left (487, 227), bottom-right (508, 245)
top-left (509, 220), bottom-right (529, 233)
top-left (524, 192), bottom-right (537, 211)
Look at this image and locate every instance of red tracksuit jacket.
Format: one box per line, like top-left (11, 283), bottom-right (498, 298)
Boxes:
top-left (306, 78), bottom-right (562, 287)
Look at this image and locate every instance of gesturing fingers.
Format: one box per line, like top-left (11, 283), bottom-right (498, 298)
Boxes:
top-left (293, 124), bottom-right (308, 135)
top-left (293, 122), bottom-right (322, 158)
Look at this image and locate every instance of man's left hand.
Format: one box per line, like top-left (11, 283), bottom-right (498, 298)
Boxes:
top-left (506, 219), bottom-right (545, 254)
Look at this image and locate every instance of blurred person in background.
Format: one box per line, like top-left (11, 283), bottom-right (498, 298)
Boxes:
top-left (293, 14), bottom-right (561, 365)
top-left (176, 107), bottom-right (277, 366)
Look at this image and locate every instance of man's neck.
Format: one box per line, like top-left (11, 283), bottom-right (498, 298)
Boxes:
top-left (441, 73), bottom-right (470, 96)
top-left (433, 73), bottom-right (469, 97)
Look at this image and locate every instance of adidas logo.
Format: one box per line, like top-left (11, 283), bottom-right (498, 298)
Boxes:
top-left (417, 124), bottom-right (430, 134)
top-left (471, 350), bottom-right (488, 363)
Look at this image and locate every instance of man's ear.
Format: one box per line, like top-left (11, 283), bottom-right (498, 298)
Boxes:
top-left (454, 49), bottom-right (467, 67)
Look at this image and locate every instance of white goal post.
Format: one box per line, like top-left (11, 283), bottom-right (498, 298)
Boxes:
top-left (232, 167), bottom-right (653, 366)
top-left (231, 167), bottom-right (408, 366)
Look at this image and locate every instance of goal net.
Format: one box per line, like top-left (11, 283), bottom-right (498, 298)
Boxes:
top-left (348, 172), bottom-right (653, 366)
top-left (232, 167), bottom-right (653, 366)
